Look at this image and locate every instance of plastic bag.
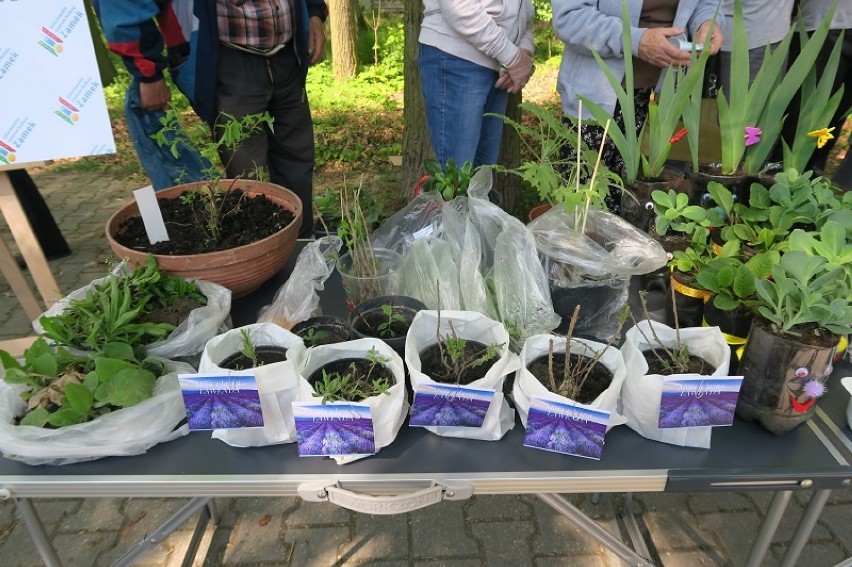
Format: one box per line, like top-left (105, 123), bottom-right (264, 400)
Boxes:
top-left (257, 236), bottom-right (343, 328)
top-left (529, 206), bottom-right (666, 340)
top-left (296, 338), bottom-right (408, 465)
top-left (0, 359), bottom-right (194, 466)
top-left (371, 192), bottom-right (444, 257)
top-left (512, 334), bottom-right (627, 431)
top-left (405, 310), bottom-right (520, 441)
top-left (34, 267), bottom-right (231, 359)
top-left (199, 323), bottom-right (310, 447)
top-left (398, 237), bottom-right (463, 310)
top-left (620, 320), bottom-right (731, 448)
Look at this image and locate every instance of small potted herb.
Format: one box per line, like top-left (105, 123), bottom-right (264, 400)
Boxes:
top-left (291, 316), bottom-right (353, 347)
top-left (198, 322), bottom-right (307, 447)
top-left (349, 295), bottom-right (427, 354)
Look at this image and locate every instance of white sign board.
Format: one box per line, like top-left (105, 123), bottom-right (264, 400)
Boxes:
top-left (0, 0), bottom-right (115, 166)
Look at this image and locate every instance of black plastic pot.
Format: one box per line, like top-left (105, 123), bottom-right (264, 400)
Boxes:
top-left (703, 298), bottom-right (752, 375)
top-left (736, 322), bottom-right (837, 435)
top-left (551, 281), bottom-right (625, 340)
top-left (350, 295), bottom-right (427, 355)
top-left (664, 273), bottom-right (708, 329)
top-left (689, 163), bottom-right (751, 209)
top-left (291, 316), bottom-right (352, 347)
top-left (620, 166), bottom-right (686, 231)
top-left (219, 345), bottom-right (289, 370)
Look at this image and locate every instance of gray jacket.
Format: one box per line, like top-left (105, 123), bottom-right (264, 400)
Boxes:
top-left (552, 0), bottom-right (723, 118)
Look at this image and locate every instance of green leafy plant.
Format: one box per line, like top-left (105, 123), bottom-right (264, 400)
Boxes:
top-left (750, 250), bottom-right (852, 337)
top-left (312, 347), bottom-right (392, 404)
top-left (0, 339), bottom-right (164, 428)
top-left (434, 310), bottom-right (503, 385)
top-left (718, 0), bottom-right (834, 175)
top-left (377, 304), bottom-right (405, 338)
top-left (337, 181), bottom-right (388, 304)
top-left (38, 256), bottom-right (206, 351)
top-left (651, 189), bottom-right (721, 240)
top-left (419, 158), bottom-right (476, 200)
top-left (303, 327), bottom-right (330, 347)
top-left (694, 249), bottom-right (777, 311)
top-left (239, 329), bottom-right (258, 367)
top-left (788, 220), bottom-right (852, 289)
top-left (153, 109), bottom-right (274, 242)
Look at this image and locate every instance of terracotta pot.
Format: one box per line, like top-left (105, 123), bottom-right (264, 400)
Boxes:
top-left (737, 320), bottom-right (837, 435)
top-left (105, 180), bottom-right (302, 298)
top-left (528, 204), bottom-right (552, 222)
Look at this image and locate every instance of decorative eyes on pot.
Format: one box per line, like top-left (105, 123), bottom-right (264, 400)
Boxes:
top-left (644, 201), bottom-right (655, 211)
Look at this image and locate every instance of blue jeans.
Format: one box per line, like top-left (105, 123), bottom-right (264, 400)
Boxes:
top-left (419, 44), bottom-right (509, 168)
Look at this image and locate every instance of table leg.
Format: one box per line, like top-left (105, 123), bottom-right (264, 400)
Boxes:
top-left (14, 497), bottom-right (63, 567)
top-left (537, 493), bottom-right (655, 567)
top-left (744, 490), bottom-right (792, 567)
top-left (780, 489), bottom-right (832, 567)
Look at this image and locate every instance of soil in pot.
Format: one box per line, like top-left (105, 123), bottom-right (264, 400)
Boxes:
top-left (219, 346), bottom-right (289, 371)
top-left (291, 317), bottom-right (352, 347)
top-left (306, 357), bottom-right (395, 403)
top-left (138, 296), bottom-right (204, 327)
top-left (350, 296), bottom-right (426, 352)
top-left (642, 347), bottom-right (712, 375)
top-left (115, 191), bottom-right (294, 255)
top-left (419, 340), bottom-right (497, 386)
top-left (526, 353), bottom-right (613, 405)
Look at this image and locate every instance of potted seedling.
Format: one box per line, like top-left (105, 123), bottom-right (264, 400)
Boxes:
top-left (106, 110), bottom-right (303, 298)
top-left (350, 295), bottom-right (427, 354)
top-left (512, 306), bottom-right (628, 433)
top-left (0, 339), bottom-right (192, 465)
top-left (35, 256), bottom-right (231, 360)
top-left (737, 245), bottom-right (852, 435)
top-left (199, 322), bottom-right (306, 447)
top-left (405, 309), bottom-right (519, 441)
top-left (415, 158), bottom-right (476, 200)
top-left (291, 317), bottom-right (353, 347)
top-left (620, 290), bottom-right (731, 448)
top-left (296, 338), bottom-right (408, 464)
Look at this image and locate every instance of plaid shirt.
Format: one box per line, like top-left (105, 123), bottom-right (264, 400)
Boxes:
top-left (216, 0), bottom-right (293, 51)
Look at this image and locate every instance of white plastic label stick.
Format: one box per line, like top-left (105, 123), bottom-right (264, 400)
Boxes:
top-left (133, 186), bottom-right (170, 244)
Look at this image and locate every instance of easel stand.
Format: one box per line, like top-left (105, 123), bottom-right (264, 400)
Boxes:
top-left (0, 164), bottom-right (63, 354)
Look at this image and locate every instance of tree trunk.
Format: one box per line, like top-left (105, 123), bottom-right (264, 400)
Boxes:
top-left (329, 0), bottom-right (359, 81)
top-left (492, 92), bottom-right (522, 212)
top-left (401, 0), bottom-right (431, 198)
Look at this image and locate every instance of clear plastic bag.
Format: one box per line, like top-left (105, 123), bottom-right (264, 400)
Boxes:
top-left (529, 206), bottom-right (667, 340)
top-left (257, 236), bottom-right (343, 328)
top-left (370, 192), bottom-right (444, 257)
top-left (0, 359), bottom-right (194, 466)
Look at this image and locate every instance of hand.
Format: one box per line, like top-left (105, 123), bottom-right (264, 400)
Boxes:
top-left (139, 79), bottom-right (170, 111)
top-left (637, 27), bottom-right (693, 68)
top-left (308, 16), bottom-right (326, 65)
top-left (505, 48), bottom-right (534, 94)
top-left (695, 20), bottom-right (724, 55)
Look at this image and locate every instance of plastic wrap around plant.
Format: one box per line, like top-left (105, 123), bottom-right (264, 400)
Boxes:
top-left (257, 236), bottom-right (343, 328)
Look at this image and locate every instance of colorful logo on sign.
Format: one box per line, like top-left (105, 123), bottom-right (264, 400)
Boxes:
top-left (0, 140), bottom-right (16, 165)
top-left (38, 27), bottom-right (64, 56)
top-left (55, 97), bottom-right (79, 125)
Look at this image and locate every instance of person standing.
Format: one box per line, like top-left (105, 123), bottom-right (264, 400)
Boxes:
top-left (98, 1), bottom-right (327, 237)
top-left (551, 0), bottom-right (723, 213)
top-left (418, 0), bottom-right (535, 169)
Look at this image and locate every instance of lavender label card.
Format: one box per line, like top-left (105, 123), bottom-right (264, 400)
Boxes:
top-left (523, 395), bottom-right (610, 460)
top-left (293, 402), bottom-right (376, 457)
top-left (658, 376), bottom-right (744, 429)
top-left (178, 372), bottom-right (263, 430)
top-left (409, 383), bottom-right (495, 428)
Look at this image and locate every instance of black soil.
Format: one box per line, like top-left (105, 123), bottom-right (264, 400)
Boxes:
top-left (752, 316), bottom-right (838, 349)
top-left (138, 297), bottom-right (204, 327)
top-left (219, 346), bottom-right (289, 370)
top-left (643, 348), bottom-right (712, 375)
top-left (527, 353), bottom-right (614, 405)
top-left (115, 190), bottom-right (294, 255)
top-left (292, 319), bottom-right (351, 346)
top-left (306, 357), bottom-right (395, 402)
top-left (419, 341), bottom-right (496, 385)
top-left (352, 308), bottom-right (415, 340)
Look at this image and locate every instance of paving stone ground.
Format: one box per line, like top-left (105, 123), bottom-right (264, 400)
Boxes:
top-left (0, 169), bottom-right (850, 566)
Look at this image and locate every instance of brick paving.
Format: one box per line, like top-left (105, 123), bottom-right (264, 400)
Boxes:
top-left (0, 169), bottom-right (850, 566)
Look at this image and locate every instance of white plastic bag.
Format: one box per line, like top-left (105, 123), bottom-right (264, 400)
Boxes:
top-left (296, 338), bottom-right (408, 465)
top-left (199, 322), bottom-right (309, 447)
top-left (513, 334), bottom-right (627, 430)
top-left (257, 236), bottom-right (343, 328)
top-left (405, 310), bottom-right (520, 441)
top-left (0, 359), bottom-right (194, 466)
top-left (34, 268), bottom-right (231, 359)
top-left (620, 321), bottom-right (731, 448)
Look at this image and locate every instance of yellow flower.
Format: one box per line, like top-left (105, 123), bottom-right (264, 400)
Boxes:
top-left (807, 127), bottom-right (835, 149)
